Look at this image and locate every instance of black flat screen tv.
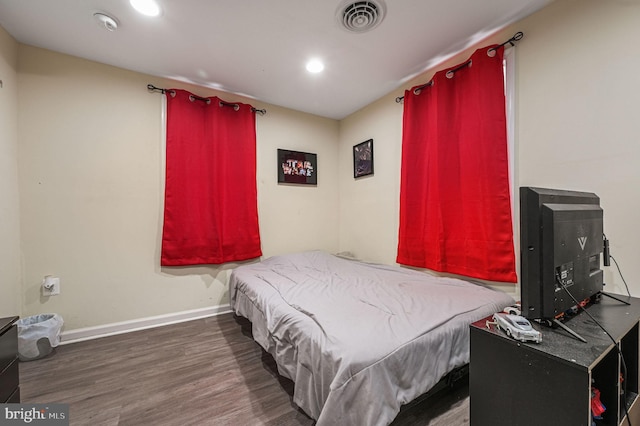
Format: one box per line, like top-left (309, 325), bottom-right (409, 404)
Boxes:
top-left (520, 187), bottom-right (604, 320)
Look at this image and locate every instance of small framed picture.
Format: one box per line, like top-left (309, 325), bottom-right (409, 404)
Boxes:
top-left (278, 149), bottom-right (317, 185)
top-left (353, 139), bottom-right (374, 178)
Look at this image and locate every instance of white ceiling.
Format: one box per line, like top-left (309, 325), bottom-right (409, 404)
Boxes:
top-left (0, 0), bottom-right (552, 119)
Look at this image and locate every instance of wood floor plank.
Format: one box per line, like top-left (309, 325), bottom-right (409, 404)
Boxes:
top-left (19, 313), bottom-right (469, 425)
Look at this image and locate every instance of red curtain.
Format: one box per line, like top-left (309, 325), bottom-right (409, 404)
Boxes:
top-left (396, 46), bottom-right (517, 283)
top-left (161, 89), bottom-right (262, 266)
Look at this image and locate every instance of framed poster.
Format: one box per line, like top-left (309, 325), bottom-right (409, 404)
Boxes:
top-left (278, 149), bottom-right (317, 185)
top-left (353, 139), bottom-right (374, 178)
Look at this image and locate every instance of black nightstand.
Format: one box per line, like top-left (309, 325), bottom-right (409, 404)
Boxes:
top-left (0, 316), bottom-right (20, 403)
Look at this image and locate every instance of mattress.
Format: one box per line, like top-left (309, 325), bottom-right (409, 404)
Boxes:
top-left (229, 250), bottom-right (514, 425)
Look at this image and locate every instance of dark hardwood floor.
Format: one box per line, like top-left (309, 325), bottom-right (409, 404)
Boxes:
top-left (19, 313), bottom-right (469, 426)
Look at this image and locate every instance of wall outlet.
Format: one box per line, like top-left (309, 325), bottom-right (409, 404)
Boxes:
top-left (42, 276), bottom-right (61, 296)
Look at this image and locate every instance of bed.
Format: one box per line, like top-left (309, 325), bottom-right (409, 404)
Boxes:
top-left (229, 250), bottom-right (514, 425)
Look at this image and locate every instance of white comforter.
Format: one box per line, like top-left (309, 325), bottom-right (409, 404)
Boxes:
top-left (229, 251), bottom-right (513, 425)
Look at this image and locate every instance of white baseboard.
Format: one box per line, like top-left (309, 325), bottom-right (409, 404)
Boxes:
top-left (60, 304), bottom-right (232, 345)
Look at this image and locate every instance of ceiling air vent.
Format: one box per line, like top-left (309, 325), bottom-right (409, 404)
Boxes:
top-left (337, 0), bottom-right (386, 33)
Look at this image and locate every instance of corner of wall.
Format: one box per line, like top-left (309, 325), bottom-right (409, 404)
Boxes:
top-left (0, 24), bottom-right (22, 317)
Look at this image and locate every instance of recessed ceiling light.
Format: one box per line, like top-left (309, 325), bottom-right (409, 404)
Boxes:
top-left (306, 59), bottom-right (325, 73)
top-left (130, 0), bottom-right (161, 17)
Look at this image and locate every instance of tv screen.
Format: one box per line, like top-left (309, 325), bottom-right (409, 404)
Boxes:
top-left (520, 187), bottom-right (604, 320)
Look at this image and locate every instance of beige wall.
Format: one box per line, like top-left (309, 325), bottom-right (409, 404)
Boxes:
top-left (515, 0), bottom-right (640, 296)
top-left (256, 106), bottom-right (339, 256)
top-left (339, 0), bottom-right (640, 297)
top-left (0, 26), bottom-right (21, 317)
top-left (17, 45), bottom-right (338, 330)
top-left (338, 96), bottom-right (403, 264)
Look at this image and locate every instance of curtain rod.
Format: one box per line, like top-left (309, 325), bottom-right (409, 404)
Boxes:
top-left (147, 84), bottom-right (267, 115)
top-left (395, 31), bottom-right (524, 103)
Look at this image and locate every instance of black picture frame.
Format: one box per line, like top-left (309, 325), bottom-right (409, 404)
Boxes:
top-left (353, 139), bottom-right (374, 178)
top-left (277, 149), bottom-right (317, 185)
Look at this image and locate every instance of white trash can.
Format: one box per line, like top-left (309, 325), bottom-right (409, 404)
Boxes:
top-left (17, 314), bottom-right (64, 361)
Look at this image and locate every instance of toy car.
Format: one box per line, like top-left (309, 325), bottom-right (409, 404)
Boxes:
top-left (492, 312), bottom-right (542, 343)
top-left (503, 303), bottom-right (521, 316)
